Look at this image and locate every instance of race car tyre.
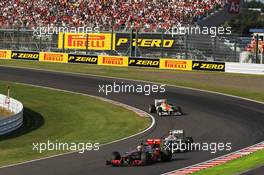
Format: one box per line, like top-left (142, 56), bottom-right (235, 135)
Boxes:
top-left (149, 104), bottom-right (156, 113)
top-left (161, 150), bottom-right (172, 161)
top-left (141, 152), bottom-right (149, 165)
top-left (111, 152), bottom-right (121, 160)
top-left (186, 137), bottom-right (194, 151)
top-left (177, 106), bottom-right (183, 114)
top-left (180, 144), bottom-right (187, 153)
top-left (186, 137), bottom-right (194, 143)
top-left (157, 108), bottom-right (163, 117)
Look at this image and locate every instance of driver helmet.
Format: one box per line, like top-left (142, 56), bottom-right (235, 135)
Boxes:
top-left (137, 145), bottom-right (142, 151)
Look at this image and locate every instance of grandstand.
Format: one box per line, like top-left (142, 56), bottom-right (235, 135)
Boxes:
top-left (0, 0), bottom-right (263, 63)
top-left (0, 0), bottom-right (223, 31)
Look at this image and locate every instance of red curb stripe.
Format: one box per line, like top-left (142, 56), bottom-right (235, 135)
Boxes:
top-left (186, 167), bottom-right (206, 171)
top-left (209, 160), bottom-right (228, 163)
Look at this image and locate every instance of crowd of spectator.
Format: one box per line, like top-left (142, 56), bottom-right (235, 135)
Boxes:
top-left (0, 0), bottom-right (224, 31)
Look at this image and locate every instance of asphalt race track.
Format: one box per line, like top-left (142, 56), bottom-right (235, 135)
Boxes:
top-left (0, 66), bottom-right (264, 175)
top-left (242, 166), bottom-right (264, 175)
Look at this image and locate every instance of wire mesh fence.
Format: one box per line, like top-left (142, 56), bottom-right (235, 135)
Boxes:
top-left (0, 28), bottom-right (263, 63)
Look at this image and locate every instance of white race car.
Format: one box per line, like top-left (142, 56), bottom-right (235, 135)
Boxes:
top-left (164, 129), bottom-right (194, 153)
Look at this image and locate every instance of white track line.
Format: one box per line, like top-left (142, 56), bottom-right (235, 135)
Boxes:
top-left (0, 82), bottom-right (155, 169)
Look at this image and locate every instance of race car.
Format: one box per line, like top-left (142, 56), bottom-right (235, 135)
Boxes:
top-left (164, 129), bottom-right (194, 153)
top-left (149, 99), bottom-right (183, 117)
top-left (106, 139), bottom-right (172, 166)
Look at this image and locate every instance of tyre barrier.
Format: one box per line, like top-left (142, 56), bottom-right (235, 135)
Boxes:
top-left (0, 94), bottom-right (23, 135)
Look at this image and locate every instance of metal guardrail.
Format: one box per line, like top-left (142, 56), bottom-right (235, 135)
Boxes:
top-left (0, 94), bottom-right (23, 135)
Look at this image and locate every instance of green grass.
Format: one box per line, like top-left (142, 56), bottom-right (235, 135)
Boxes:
top-left (0, 59), bottom-right (264, 174)
top-left (193, 150), bottom-right (264, 175)
top-left (0, 82), bottom-right (149, 166)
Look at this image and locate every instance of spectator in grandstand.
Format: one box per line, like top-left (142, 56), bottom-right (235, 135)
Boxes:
top-left (0, 0), bottom-right (224, 31)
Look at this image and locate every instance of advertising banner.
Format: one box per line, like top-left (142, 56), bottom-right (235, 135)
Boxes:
top-left (68, 54), bottom-right (98, 64)
top-left (0, 50), bottom-right (11, 59)
top-left (58, 33), bottom-right (115, 50)
top-left (160, 59), bottom-right (192, 70)
top-left (98, 55), bottom-right (128, 67)
top-left (128, 57), bottom-right (160, 68)
top-left (39, 52), bottom-right (68, 63)
top-left (116, 33), bottom-right (176, 51)
top-left (11, 51), bottom-right (39, 60)
top-left (192, 61), bottom-right (225, 72)
top-left (58, 32), bottom-right (179, 52)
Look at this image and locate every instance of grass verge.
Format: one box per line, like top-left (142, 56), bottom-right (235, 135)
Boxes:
top-left (193, 150), bottom-right (264, 175)
top-left (0, 81), bottom-right (149, 166)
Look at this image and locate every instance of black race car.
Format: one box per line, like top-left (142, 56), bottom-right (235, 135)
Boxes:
top-left (106, 139), bottom-right (172, 166)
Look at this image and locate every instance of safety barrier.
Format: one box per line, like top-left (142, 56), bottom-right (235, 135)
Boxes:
top-left (0, 94), bottom-right (23, 135)
top-left (1, 49), bottom-right (264, 75)
top-left (225, 62), bottom-right (264, 75)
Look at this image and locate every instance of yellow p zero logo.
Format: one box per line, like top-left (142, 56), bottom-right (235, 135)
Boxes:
top-left (138, 60), bottom-right (159, 66)
top-left (40, 52), bottom-right (68, 63)
top-left (0, 50), bottom-right (11, 59)
top-left (201, 63), bottom-right (224, 70)
top-left (58, 33), bottom-right (115, 50)
top-left (11, 51), bottom-right (39, 60)
top-left (129, 59), bottom-right (136, 64)
top-left (192, 63), bottom-right (200, 68)
top-left (128, 58), bottom-right (160, 68)
top-left (116, 38), bottom-right (129, 46)
top-left (116, 38), bottom-right (174, 48)
top-left (160, 59), bottom-right (192, 70)
top-left (192, 61), bottom-right (225, 72)
top-left (129, 59), bottom-right (159, 66)
top-left (98, 55), bottom-right (128, 67)
top-left (76, 57), bottom-right (97, 62)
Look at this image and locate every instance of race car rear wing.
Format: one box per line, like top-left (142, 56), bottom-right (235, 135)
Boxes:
top-left (171, 129), bottom-right (184, 134)
top-left (154, 99), bottom-right (167, 107)
top-left (170, 129), bottom-right (185, 138)
top-left (146, 139), bottom-right (161, 145)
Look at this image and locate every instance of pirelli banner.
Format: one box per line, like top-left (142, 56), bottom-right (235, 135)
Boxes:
top-left (40, 52), bottom-right (68, 63)
top-left (192, 61), bottom-right (225, 72)
top-left (160, 59), bottom-right (192, 70)
top-left (128, 57), bottom-right (160, 68)
top-left (0, 50), bottom-right (11, 59)
top-left (11, 51), bottom-right (39, 61)
top-left (98, 55), bottom-right (128, 67)
top-left (58, 33), bottom-right (115, 50)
